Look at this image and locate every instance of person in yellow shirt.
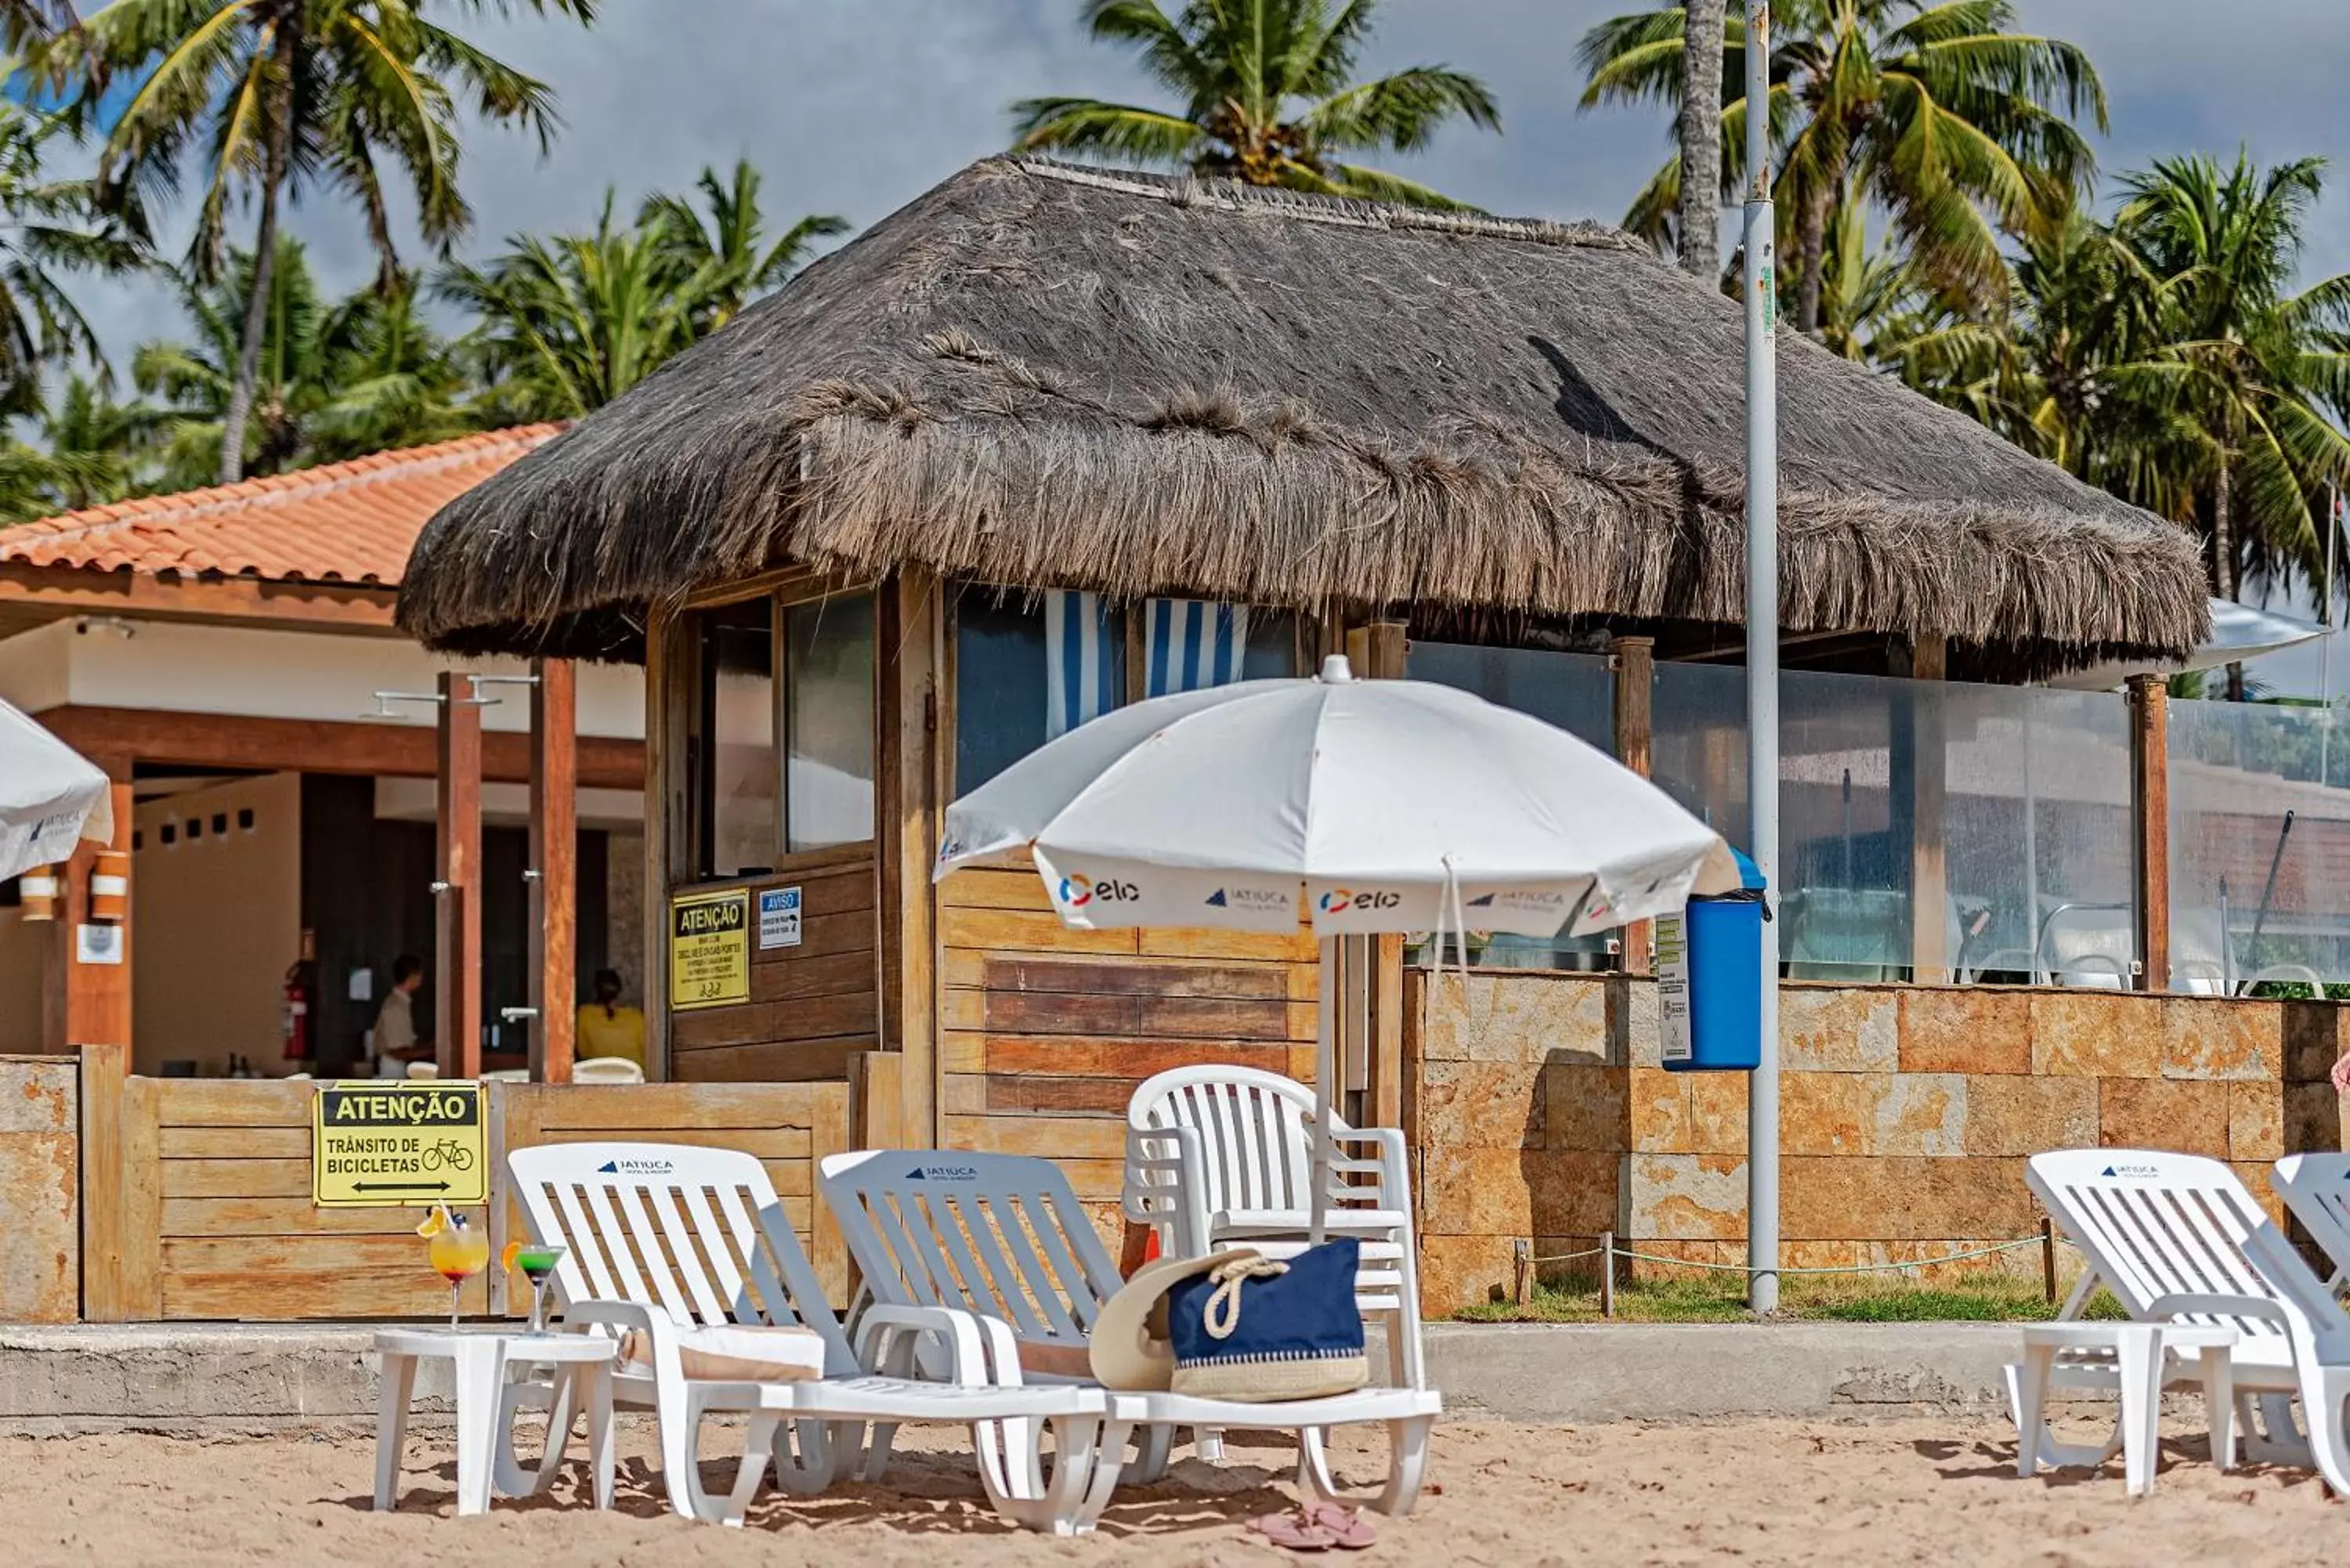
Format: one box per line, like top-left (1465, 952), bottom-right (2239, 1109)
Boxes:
top-left (576, 968), bottom-right (647, 1073)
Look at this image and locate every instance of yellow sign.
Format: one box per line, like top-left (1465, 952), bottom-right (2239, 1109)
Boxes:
top-left (671, 888), bottom-right (751, 1010)
top-left (311, 1082), bottom-right (486, 1208)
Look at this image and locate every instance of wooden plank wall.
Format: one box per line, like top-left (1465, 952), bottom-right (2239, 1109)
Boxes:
top-left (667, 843), bottom-right (880, 1083)
top-left (938, 865), bottom-right (1318, 1212)
top-left (84, 1075), bottom-right (852, 1321)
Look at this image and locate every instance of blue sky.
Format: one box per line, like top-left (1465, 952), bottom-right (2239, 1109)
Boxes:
top-left (60, 0), bottom-right (2350, 686)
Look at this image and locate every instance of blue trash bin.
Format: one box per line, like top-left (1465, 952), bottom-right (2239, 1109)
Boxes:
top-left (1660, 849), bottom-right (1769, 1073)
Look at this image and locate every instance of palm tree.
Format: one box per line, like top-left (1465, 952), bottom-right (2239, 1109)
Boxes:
top-left (2115, 154), bottom-right (2350, 645)
top-left (1580, 0), bottom-right (2106, 334)
top-left (441, 194), bottom-right (714, 422)
top-left (28, 0), bottom-right (593, 484)
top-left (639, 159), bottom-right (845, 331)
top-left (1676, 0), bottom-right (1726, 279)
top-left (1010, 0), bottom-right (1499, 209)
top-left (134, 235), bottom-right (469, 482)
top-left (35, 374), bottom-right (168, 509)
top-left (0, 100), bottom-right (149, 414)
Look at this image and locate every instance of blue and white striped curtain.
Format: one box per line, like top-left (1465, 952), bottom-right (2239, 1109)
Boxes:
top-left (1145, 598), bottom-right (1250, 698)
top-left (1045, 591), bottom-right (1120, 739)
top-left (1046, 591), bottom-right (1251, 739)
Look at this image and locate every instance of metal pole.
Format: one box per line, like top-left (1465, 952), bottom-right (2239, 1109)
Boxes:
top-left (1741, 0), bottom-right (1781, 1317)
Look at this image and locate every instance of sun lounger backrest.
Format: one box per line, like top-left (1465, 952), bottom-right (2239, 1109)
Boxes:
top-left (819, 1150), bottom-right (1123, 1353)
top-left (2271, 1154), bottom-right (2350, 1292)
top-left (1127, 1064), bottom-right (1326, 1227)
top-left (509, 1140), bottom-right (855, 1375)
top-left (2026, 1148), bottom-right (2306, 1347)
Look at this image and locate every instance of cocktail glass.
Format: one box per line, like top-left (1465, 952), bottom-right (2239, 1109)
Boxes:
top-left (423, 1209), bottom-right (491, 1330)
top-left (513, 1243), bottom-right (567, 1335)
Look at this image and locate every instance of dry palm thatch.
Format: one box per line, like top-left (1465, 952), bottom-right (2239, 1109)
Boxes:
top-left (397, 158), bottom-right (2207, 670)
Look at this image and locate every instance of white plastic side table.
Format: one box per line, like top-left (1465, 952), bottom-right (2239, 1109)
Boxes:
top-left (2015, 1321), bottom-right (2238, 1496)
top-left (374, 1329), bottom-right (618, 1516)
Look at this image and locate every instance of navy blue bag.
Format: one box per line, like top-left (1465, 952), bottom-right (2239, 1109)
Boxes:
top-left (1164, 1238), bottom-right (1368, 1402)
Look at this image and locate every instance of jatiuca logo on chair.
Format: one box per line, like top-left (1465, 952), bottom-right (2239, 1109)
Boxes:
top-left (596, 1158), bottom-right (674, 1176)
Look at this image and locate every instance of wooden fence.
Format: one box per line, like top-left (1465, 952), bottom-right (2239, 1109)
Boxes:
top-left (79, 1044), bottom-right (851, 1322)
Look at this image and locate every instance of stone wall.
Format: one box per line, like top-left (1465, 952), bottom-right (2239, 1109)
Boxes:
top-left (1408, 971), bottom-right (2348, 1313)
top-left (0, 1056), bottom-right (77, 1324)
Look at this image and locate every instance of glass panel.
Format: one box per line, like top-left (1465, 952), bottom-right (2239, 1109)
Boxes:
top-left (1942, 684), bottom-right (2135, 988)
top-left (2167, 699), bottom-right (2350, 993)
top-left (1403, 641), bottom-right (1617, 970)
top-left (698, 597), bottom-right (775, 878)
top-left (1649, 663), bottom-right (2135, 985)
top-left (1404, 641), bottom-right (1614, 751)
top-left (783, 594), bottom-right (876, 853)
top-left (1242, 610), bottom-right (1303, 679)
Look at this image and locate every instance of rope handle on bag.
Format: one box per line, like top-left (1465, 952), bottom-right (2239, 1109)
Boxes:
top-left (1202, 1255), bottom-right (1290, 1339)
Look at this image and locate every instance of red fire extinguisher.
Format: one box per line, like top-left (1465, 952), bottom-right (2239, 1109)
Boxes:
top-left (282, 963), bottom-right (314, 1061)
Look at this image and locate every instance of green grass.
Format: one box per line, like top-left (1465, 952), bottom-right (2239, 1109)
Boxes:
top-left (1452, 1271), bottom-right (2131, 1324)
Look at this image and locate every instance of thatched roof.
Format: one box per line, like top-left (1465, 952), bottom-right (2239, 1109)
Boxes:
top-left (397, 157), bottom-right (2208, 669)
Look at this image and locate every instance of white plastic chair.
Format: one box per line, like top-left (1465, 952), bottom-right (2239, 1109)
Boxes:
top-left (572, 1056), bottom-right (646, 1084)
top-left (505, 1141), bottom-right (1108, 1530)
top-left (821, 1148), bottom-right (1441, 1518)
top-left (2267, 1155), bottom-right (2350, 1292)
top-left (1123, 1064), bottom-right (1423, 1392)
top-left (2020, 1149), bottom-right (2323, 1474)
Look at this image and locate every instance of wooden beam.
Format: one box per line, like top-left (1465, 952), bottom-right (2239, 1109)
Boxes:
top-left (34, 704), bottom-right (642, 789)
top-left (877, 569), bottom-right (944, 1146)
top-left (0, 562), bottom-right (400, 633)
top-left (642, 608), bottom-right (693, 1082)
top-left (530, 658), bottom-right (578, 1084)
top-left (1611, 636), bottom-right (1656, 976)
top-left (77, 1041), bottom-right (129, 1321)
top-left (1897, 635), bottom-right (1950, 983)
top-left (2130, 673), bottom-right (2171, 992)
top-left (436, 672), bottom-right (483, 1078)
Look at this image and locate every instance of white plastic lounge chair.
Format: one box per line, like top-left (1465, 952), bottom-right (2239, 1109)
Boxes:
top-left (1122, 1064), bottom-right (1424, 1393)
top-left (504, 1141), bottom-right (1109, 1530)
top-left (2266, 1154), bottom-right (2350, 1292)
top-left (820, 1147), bottom-right (1441, 1518)
top-left (571, 1056), bottom-right (645, 1084)
top-left (2019, 1149), bottom-right (2319, 1474)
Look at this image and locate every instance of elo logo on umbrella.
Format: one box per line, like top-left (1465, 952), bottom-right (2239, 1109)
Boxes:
top-left (1319, 888), bottom-right (1400, 913)
top-left (1059, 873), bottom-right (1141, 907)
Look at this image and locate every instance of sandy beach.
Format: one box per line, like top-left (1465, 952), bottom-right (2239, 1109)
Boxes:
top-left (4, 1413), bottom-right (2346, 1567)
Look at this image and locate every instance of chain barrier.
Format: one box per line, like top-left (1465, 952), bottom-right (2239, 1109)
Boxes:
top-left (1509, 1223), bottom-right (2063, 1314)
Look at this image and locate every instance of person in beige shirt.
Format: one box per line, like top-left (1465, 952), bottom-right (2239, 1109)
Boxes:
top-left (372, 955), bottom-right (433, 1075)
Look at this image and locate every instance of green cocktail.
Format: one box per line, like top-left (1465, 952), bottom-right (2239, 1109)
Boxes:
top-left (509, 1242), bottom-right (568, 1335)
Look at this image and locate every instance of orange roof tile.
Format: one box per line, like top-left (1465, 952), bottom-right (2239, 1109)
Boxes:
top-left (0, 425), bottom-right (562, 587)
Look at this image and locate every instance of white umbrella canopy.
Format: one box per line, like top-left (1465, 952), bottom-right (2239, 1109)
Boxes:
top-left (936, 654), bottom-right (1737, 1240)
top-left (938, 656), bottom-right (1740, 938)
top-left (0, 697), bottom-right (112, 883)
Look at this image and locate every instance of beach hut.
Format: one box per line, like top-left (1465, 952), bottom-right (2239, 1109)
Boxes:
top-left (393, 157), bottom-right (2205, 1187)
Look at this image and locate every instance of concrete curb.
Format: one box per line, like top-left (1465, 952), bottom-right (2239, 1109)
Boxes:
top-left (0, 1321), bottom-right (2034, 1436)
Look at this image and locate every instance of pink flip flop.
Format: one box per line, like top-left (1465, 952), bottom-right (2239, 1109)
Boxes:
top-left (1248, 1508), bottom-right (1338, 1552)
top-left (1303, 1502), bottom-right (1378, 1549)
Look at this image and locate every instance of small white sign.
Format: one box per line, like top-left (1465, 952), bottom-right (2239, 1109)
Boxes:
top-left (1654, 912), bottom-right (1692, 1064)
top-left (76, 923), bottom-right (124, 966)
top-left (759, 886), bottom-right (803, 949)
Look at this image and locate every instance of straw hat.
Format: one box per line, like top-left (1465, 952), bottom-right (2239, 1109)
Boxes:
top-left (1089, 1248), bottom-right (1264, 1391)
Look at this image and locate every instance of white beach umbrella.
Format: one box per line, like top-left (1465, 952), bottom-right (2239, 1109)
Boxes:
top-left (937, 654), bottom-right (1737, 1237)
top-left (0, 697), bottom-right (112, 883)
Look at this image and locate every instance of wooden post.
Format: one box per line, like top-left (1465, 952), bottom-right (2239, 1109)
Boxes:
top-left (877, 569), bottom-right (944, 1147)
top-left (1898, 635), bottom-right (1950, 983)
top-left (77, 1040), bottom-right (128, 1321)
top-left (2129, 674), bottom-right (2171, 992)
top-left (530, 657), bottom-right (578, 1084)
top-left (45, 764), bottom-right (132, 1055)
top-left (436, 670), bottom-right (483, 1079)
top-left (1612, 636), bottom-right (1656, 975)
top-left (2041, 1216), bottom-right (2058, 1305)
top-left (642, 609), bottom-right (694, 1082)
top-left (1346, 621), bottom-right (1411, 1130)
top-left (1599, 1230), bottom-right (1617, 1317)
